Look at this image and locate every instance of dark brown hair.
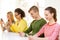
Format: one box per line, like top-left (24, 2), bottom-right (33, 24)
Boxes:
top-left (45, 7), bottom-right (57, 22)
top-left (28, 6), bottom-right (39, 13)
top-left (15, 8), bottom-right (25, 18)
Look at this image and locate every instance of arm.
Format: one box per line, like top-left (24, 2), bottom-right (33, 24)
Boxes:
top-left (24, 20), bottom-right (35, 34)
top-left (0, 21), bottom-right (6, 31)
top-left (3, 22), bottom-right (13, 32)
top-left (35, 25), bottom-right (45, 37)
top-left (24, 23), bottom-right (32, 34)
top-left (10, 23), bottom-right (15, 32)
top-left (19, 22), bottom-right (32, 37)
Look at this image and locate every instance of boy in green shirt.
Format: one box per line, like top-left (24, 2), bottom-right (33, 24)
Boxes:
top-left (19, 6), bottom-right (46, 37)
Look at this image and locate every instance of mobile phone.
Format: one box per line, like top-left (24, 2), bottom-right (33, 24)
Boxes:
top-left (0, 18), bottom-right (5, 27)
top-left (1, 18), bottom-right (3, 22)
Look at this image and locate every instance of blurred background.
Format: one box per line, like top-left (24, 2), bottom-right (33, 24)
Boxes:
top-left (0, 0), bottom-right (60, 39)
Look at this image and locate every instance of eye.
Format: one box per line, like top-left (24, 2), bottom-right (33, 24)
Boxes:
top-left (15, 14), bottom-right (18, 16)
top-left (31, 13), bottom-right (33, 15)
top-left (45, 14), bottom-right (48, 16)
top-left (7, 15), bottom-right (9, 17)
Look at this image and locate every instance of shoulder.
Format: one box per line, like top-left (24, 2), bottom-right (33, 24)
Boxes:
top-left (41, 23), bottom-right (48, 28)
top-left (40, 18), bottom-right (47, 23)
top-left (43, 23), bottom-right (48, 26)
top-left (31, 20), bottom-right (36, 23)
top-left (41, 18), bottom-right (46, 21)
top-left (55, 23), bottom-right (60, 27)
top-left (20, 19), bottom-right (27, 24)
top-left (54, 23), bottom-right (60, 30)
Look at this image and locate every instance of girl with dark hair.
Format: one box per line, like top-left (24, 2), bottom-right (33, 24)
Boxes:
top-left (10, 8), bottom-right (28, 33)
top-left (29, 7), bottom-right (60, 40)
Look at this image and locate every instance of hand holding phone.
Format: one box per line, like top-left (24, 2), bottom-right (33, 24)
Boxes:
top-left (0, 19), bottom-right (1, 24)
top-left (0, 19), bottom-right (3, 24)
top-left (1, 18), bottom-right (3, 22)
top-left (0, 18), bottom-right (5, 26)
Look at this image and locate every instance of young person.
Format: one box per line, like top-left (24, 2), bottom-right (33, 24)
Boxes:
top-left (20, 6), bottom-right (47, 37)
top-left (10, 8), bottom-right (28, 33)
top-left (0, 11), bottom-right (15, 32)
top-left (29, 7), bottom-right (60, 40)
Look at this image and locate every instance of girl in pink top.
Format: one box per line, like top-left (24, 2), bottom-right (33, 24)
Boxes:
top-left (29, 7), bottom-right (60, 40)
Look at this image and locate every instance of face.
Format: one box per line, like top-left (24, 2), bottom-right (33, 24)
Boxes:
top-left (29, 10), bottom-right (38, 19)
top-left (44, 10), bottom-right (53, 21)
top-left (15, 12), bottom-right (21, 19)
top-left (7, 13), bottom-right (11, 20)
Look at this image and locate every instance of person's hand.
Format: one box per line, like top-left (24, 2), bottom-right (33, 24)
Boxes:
top-left (33, 34), bottom-right (38, 37)
top-left (0, 19), bottom-right (5, 25)
top-left (19, 32), bottom-right (25, 37)
top-left (0, 20), bottom-right (1, 24)
top-left (5, 26), bottom-right (10, 31)
top-left (28, 36), bottom-right (33, 40)
top-left (28, 35), bottom-right (38, 40)
top-left (0, 20), bottom-right (3, 24)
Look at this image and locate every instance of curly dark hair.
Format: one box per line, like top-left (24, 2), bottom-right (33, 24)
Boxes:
top-left (15, 8), bottom-right (25, 18)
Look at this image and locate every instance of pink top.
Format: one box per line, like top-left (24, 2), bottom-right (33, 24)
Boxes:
top-left (36, 23), bottom-right (60, 40)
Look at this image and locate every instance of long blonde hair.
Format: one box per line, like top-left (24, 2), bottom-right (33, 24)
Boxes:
top-left (7, 11), bottom-right (14, 22)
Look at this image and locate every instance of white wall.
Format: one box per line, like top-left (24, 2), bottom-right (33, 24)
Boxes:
top-left (45, 0), bottom-right (60, 24)
top-left (0, 0), bottom-right (17, 22)
top-left (0, 0), bottom-right (60, 29)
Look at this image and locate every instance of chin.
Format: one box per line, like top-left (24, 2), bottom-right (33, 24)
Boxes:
top-left (46, 18), bottom-right (48, 20)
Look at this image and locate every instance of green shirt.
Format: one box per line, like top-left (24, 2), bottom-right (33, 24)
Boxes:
top-left (24, 18), bottom-right (47, 35)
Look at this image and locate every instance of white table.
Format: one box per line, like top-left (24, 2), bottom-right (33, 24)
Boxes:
top-left (2, 32), bottom-right (48, 40)
top-left (2, 32), bottom-right (28, 40)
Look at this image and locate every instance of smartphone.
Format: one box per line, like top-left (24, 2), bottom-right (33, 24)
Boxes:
top-left (1, 18), bottom-right (3, 22)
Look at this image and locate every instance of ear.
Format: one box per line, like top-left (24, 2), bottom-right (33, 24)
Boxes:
top-left (51, 13), bottom-right (54, 17)
top-left (19, 14), bottom-right (21, 17)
